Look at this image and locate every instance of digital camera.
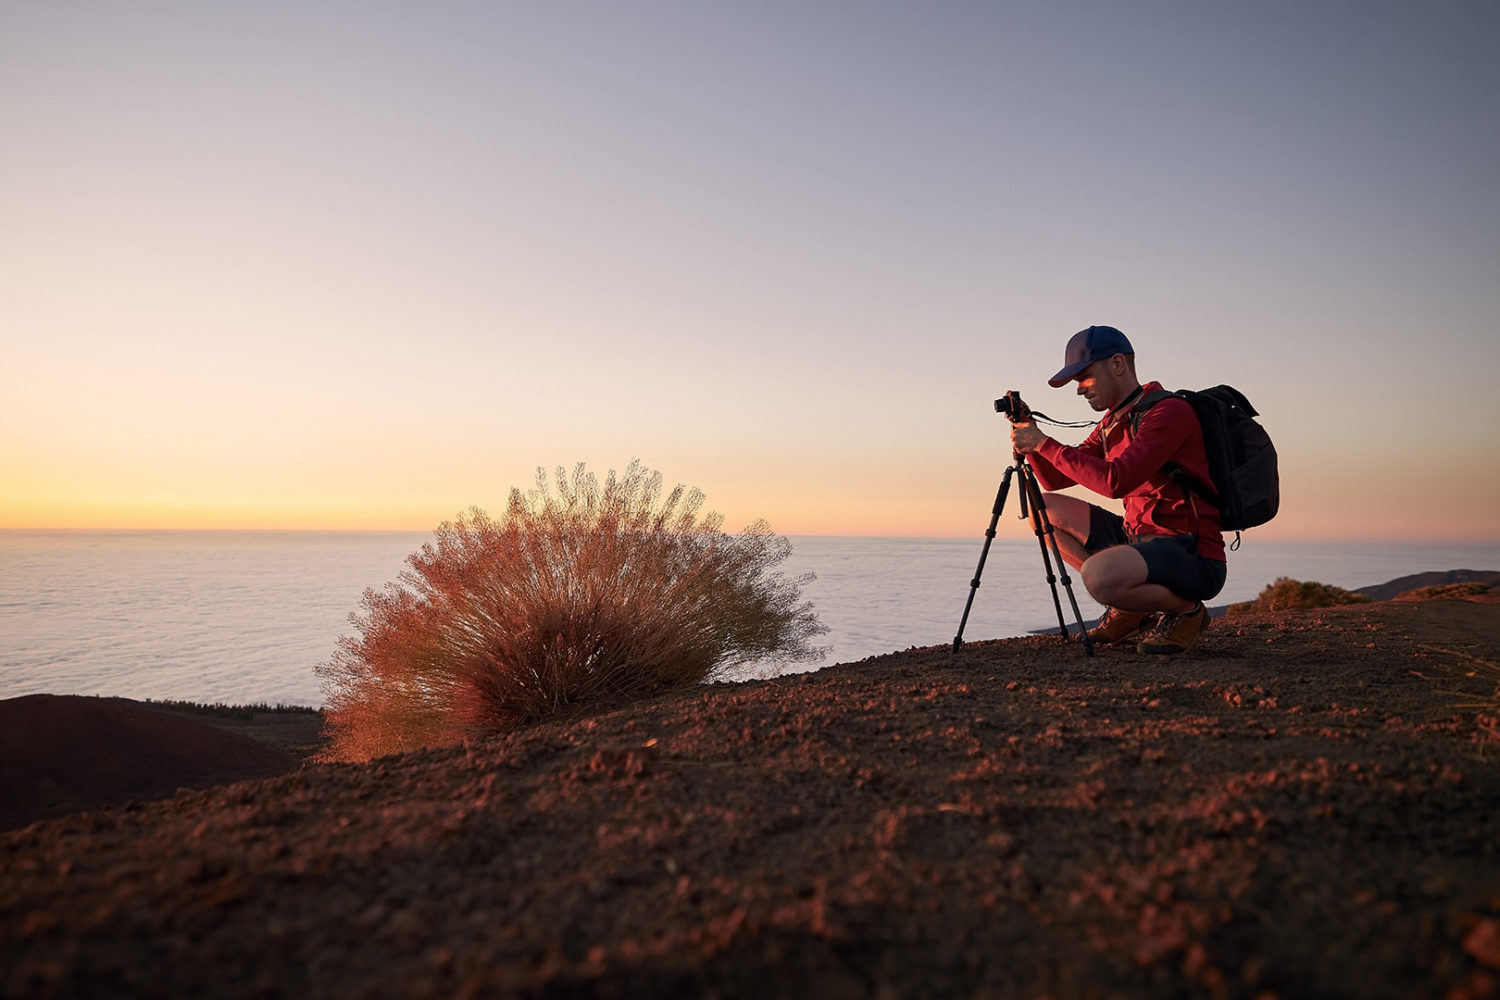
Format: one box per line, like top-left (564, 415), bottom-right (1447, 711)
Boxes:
top-left (993, 391), bottom-right (1031, 422)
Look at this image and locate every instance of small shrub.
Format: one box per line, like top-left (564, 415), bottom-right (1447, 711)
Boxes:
top-left (1393, 582), bottom-right (1493, 601)
top-left (316, 461), bottom-right (826, 762)
top-left (1225, 577), bottom-right (1374, 617)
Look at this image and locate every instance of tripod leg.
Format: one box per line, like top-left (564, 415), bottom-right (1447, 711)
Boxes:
top-left (953, 465), bottom-right (1016, 653)
top-left (1021, 462), bottom-right (1096, 656)
top-left (1020, 467), bottom-right (1071, 637)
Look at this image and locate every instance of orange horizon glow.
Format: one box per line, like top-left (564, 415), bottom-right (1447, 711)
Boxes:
top-left (4, 498), bottom-right (1498, 545)
top-left (5, 435), bottom-right (1499, 543)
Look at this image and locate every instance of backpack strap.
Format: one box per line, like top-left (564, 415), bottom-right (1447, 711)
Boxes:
top-left (1126, 390), bottom-right (1221, 508)
top-left (1127, 389), bottom-right (1175, 433)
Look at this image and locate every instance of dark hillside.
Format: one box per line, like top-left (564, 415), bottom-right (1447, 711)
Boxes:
top-left (1355, 569), bottom-right (1500, 602)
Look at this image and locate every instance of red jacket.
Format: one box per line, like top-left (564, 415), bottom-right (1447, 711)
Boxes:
top-left (1029, 381), bottom-right (1226, 562)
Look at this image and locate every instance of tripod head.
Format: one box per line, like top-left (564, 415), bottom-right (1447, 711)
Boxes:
top-left (993, 390), bottom-right (1032, 424)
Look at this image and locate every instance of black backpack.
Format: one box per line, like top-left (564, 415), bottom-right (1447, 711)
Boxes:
top-left (1131, 384), bottom-right (1279, 537)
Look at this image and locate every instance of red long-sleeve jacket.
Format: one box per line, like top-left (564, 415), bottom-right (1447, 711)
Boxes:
top-left (1028, 381), bottom-right (1227, 562)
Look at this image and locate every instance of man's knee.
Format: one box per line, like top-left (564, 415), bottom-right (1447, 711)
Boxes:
top-left (1081, 546), bottom-right (1148, 604)
top-left (1036, 492), bottom-right (1091, 542)
top-left (1079, 557), bottom-right (1109, 601)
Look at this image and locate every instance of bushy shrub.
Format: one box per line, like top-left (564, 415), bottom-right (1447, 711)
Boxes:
top-left (1393, 582), bottom-right (1493, 601)
top-left (1225, 577), bottom-right (1374, 617)
top-left (316, 462), bottom-right (826, 762)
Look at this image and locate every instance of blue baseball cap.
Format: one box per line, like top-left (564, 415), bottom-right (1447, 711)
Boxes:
top-left (1048, 325), bottom-right (1134, 387)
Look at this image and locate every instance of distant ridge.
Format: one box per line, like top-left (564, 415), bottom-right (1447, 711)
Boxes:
top-left (1353, 568), bottom-right (1500, 602)
top-left (1031, 568), bottom-right (1500, 636)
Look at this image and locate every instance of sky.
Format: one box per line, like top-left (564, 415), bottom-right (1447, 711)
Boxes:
top-left (3, 2), bottom-right (1498, 542)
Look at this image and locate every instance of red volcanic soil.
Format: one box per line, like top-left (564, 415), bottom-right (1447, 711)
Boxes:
top-left (3, 597), bottom-right (1499, 999)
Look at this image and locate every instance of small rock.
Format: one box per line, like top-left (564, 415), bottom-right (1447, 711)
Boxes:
top-left (1464, 918), bottom-right (1500, 969)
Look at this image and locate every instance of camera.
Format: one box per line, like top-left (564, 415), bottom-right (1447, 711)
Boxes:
top-left (993, 390), bottom-right (1031, 423)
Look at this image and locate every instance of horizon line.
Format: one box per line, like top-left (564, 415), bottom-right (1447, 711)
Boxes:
top-left (3, 526), bottom-right (1499, 547)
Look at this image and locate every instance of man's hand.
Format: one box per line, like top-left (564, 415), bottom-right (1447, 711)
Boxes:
top-left (1010, 420), bottom-right (1049, 455)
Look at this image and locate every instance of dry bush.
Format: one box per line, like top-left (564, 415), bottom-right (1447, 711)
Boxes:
top-left (1225, 577), bottom-right (1373, 617)
top-left (1393, 582), bottom-right (1493, 601)
top-left (316, 462), bottom-right (826, 762)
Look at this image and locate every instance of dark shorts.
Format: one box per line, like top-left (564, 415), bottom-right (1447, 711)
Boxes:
top-left (1085, 505), bottom-right (1228, 603)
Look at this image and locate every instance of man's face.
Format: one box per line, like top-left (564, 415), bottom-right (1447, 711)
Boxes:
top-left (1074, 357), bottom-right (1123, 412)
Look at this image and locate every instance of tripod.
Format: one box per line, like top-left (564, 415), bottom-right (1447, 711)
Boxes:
top-left (952, 452), bottom-right (1095, 656)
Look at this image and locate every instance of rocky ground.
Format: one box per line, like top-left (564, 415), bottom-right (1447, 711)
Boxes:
top-left (3, 596), bottom-right (1499, 999)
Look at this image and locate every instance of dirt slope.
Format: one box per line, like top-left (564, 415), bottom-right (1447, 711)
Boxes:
top-left (3, 597), bottom-right (1499, 999)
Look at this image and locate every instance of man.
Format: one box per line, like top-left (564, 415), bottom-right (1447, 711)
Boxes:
top-left (1009, 325), bottom-right (1227, 654)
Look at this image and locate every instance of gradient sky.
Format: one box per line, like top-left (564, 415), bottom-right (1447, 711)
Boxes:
top-left (3, 2), bottom-right (1498, 542)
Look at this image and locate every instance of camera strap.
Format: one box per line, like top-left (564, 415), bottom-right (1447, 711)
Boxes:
top-left (1028, 410), bottom-right (1095, 429)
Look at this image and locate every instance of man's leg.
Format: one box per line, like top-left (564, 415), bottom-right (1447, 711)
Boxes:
top-left (1078, 545), bottom-right (1196, 616)
top-left (1036, 497), bottom-right (1187, 646)
top-left (1079, 541), bottom-right (1212, 653)
top-left (1036, 498), bottom-right (1158, 646)
top-left (1030, 493), bottom-right (1092, 570)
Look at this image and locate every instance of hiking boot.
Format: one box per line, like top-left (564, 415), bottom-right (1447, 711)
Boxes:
top-left (1087, 607), bottom-right (1156, 646)
top-left (1137, 602), bottom-right (1210, 655)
